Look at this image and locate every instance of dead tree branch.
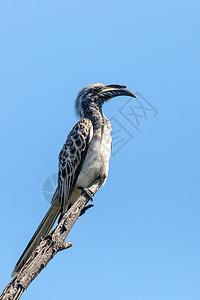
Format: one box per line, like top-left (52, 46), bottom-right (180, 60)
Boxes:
top-left (0, 178), bottom-right (103, 300)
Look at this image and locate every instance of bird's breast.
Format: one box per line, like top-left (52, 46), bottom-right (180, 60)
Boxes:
top-left (76, 127), bottom-right (112, 188)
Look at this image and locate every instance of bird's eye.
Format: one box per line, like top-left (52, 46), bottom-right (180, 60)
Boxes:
top-left (92, 87), bottom-right (101, 94)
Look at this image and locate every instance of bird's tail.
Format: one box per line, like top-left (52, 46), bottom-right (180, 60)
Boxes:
top-left (11, 199), bottom-right (61, 277)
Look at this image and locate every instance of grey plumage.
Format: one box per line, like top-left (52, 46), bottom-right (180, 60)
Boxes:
top-left (11, 83), bottom-right (136, 277)
top-left (58, 118), bottom-right (93, 215)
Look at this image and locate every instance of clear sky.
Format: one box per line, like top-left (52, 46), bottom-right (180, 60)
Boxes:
top-left (0, 1), bottom-right (200, 299)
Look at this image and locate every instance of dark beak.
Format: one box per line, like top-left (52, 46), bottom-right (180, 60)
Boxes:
top-left (99, 84), bottom-right (137, 101)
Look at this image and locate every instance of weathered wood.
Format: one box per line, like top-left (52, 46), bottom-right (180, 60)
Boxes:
top-left (0, 178), bottom-right (103, 300)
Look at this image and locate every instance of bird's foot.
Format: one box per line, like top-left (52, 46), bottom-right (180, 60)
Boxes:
top-left (80, 204), bottom-right (94, 216)
top-left (78, 186), bottom-right (94, 201)
top-left (78, 186), bottom-right (94, 216)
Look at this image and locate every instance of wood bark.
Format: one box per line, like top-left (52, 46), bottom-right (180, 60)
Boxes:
top-left (0, 178), bottom-right (103, 300)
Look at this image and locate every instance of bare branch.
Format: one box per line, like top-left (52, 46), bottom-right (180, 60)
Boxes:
top-left (0, 178), bottom-right (103, 300)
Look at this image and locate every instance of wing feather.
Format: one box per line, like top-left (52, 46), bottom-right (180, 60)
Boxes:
top-left (56, 118), bottom-right (93, 213)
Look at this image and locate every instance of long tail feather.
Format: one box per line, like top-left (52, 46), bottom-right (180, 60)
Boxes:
top-left (11, 200), bottom-right (61, 277)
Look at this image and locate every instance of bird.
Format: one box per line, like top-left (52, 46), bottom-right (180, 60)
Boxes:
top-left (11, 83), bottom-right (136, 277)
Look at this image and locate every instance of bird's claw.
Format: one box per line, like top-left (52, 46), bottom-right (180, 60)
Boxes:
top-left (80, 204), bottom-right (94, 216)
top-left (78, 187), bottom-right (94, 201)
top-left (78, 186), bottom-right (94, 216)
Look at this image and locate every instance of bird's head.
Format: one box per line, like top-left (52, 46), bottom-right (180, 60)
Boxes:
top-left (75, 83), bottom-right (136, 118)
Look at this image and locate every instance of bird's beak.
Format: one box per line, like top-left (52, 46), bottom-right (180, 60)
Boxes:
top-left (99, 84), bottom-right (137, 101)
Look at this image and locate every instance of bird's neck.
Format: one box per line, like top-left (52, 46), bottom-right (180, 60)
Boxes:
top-left (84, 105), bottom-right (106, 131)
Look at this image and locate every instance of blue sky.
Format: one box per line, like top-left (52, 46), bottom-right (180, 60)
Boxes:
top-left (0, 1), bottom-right (200, 299)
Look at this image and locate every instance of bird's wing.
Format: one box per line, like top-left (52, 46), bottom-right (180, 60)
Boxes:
top-left (56, 118), bottom-right (93, 213)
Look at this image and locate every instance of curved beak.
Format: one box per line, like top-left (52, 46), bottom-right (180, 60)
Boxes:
top-left (99, 84), bottom-right (137, 101)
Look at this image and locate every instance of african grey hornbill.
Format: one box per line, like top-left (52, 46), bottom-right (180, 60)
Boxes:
top-left (12, 83), bottom-right (136, 277)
